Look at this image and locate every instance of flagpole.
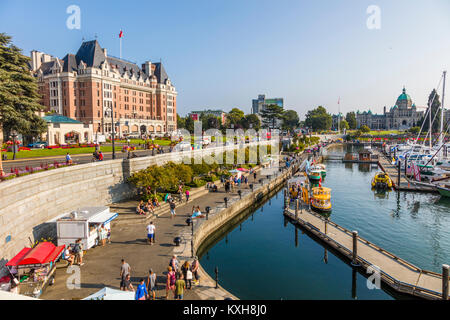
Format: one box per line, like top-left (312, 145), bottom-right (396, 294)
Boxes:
top-left (338, 97), bottom-right (340, 133)
top-left (120, 37), bottom-right (122, 59)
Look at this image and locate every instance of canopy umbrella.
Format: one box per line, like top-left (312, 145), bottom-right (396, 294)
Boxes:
top-left (229, 169), bottom-right (239, 173)
top-left (83, 287), bottom-right (135, 300)
top-left (237, 168), bottom-right (249, 172)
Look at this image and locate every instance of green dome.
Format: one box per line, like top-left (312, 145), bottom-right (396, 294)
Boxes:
top-left (397, 87), bottom-right (411, 101)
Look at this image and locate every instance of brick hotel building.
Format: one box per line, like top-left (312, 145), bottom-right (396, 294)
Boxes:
top-left (30, 40), bottom-right (177, 138)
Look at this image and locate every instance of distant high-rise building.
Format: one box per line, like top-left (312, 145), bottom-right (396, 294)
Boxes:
top-left (252, 94), bottom-right (283, 115)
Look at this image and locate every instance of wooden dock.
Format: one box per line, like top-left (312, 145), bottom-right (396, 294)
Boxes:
top-left (374, 150), bottom-right (438, 193)
top-left (283, 202), bottom-right (449, 300)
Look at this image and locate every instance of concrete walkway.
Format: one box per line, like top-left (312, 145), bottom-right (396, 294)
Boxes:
top-left (40, 169), bottom-right (269, 300)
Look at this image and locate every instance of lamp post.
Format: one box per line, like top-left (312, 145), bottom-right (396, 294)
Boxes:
top-left (105, 107), bottom-right (116, 160)
top-left (10, 132), bottom-right (18, 161)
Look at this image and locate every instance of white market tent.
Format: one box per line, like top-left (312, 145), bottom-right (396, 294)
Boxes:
top-left (83, 287), bottom-right (135, 300)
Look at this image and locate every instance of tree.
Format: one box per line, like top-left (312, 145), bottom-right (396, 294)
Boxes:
top-left (282, 110), bottom-right (300, 131)
top-left (200, 113), bottom-right (220, 130)
top-left (360, 125), bottom-right (370, 133)
top-left (0, 33), bottom-right (47, 175)
top-left (241, 114), bottom-right (261, 130)
top-left (345, 112), bottom-right (357, 130)
top-left (418, 89), bottom-right (441, 133)
top-left (304, 106), bottom-right (332, 131)
top-left (260, 104), bottom-right (285, 129)
top-left (339, 120), bottom-right (349, 131)
top-left (226, 108), bottom-right (245, 129)
top-left (177, 114), bottom-right (185, 130)
top-left (409, 126), bottom-right (420, 135)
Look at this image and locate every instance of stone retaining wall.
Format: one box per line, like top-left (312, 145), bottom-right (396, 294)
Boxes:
top-left (0, 141), bottom-right (272, 266)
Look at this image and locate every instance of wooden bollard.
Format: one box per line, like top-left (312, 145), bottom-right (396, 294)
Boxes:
top-left (397, 160), bottom-right (401, 187)
top-left (324, 218), bottom-right (328, 235)
top-left (295, 199), bottom-right (299, 218)
top-left (404, 154), bottom-right (408, 176)
top-left (443, 264), bottom-right (449, 300)
top-left (351, 231), bottom-right (359, 266)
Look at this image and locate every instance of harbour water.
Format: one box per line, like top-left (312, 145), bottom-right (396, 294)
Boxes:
top-left (199, 153), bottom-right (450, 300)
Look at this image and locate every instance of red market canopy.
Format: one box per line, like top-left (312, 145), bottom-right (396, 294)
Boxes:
top-left (5, 248), bottom-right (31, 267)
top-left (6, 242), bottom-right (65, 267)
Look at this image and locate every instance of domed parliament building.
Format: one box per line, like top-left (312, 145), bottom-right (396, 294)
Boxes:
top-left (356, 87), bottom-right (424, 130)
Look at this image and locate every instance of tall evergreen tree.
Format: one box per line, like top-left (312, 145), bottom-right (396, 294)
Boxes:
top-left (345, 111), bottom-right (357, 130)
top-left (260, 104), bottom-right (284, 129)
top-left (282, 109), bottom-right (300, 130)
top-left (304, 106), bottom-right (332, 131)
top-left (0, 33), bottom-right (47, 174)
top-left (418, 89), bottom-right (441, 133)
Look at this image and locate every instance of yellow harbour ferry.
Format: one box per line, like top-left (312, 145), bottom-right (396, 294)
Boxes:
top-left (310, 187), bottom-right (332, 214)
top-left (371, 172), bottom-right (393, 189)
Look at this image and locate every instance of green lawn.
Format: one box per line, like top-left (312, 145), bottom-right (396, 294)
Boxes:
top-left (3, 146), bottom-right (125, 160)
top-left (115, 139), bottom-right (172, 146)
top-left (347, 130), bottom-right (404, 136)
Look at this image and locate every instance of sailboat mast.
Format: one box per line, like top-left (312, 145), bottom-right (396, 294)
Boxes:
top-left (429, 96), bottom-right (432, 149)
top-left (440, 71), bottom-right (446, 150)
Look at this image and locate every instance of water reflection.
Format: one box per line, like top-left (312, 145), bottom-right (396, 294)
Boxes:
top-left (199, 153), bottom-right (450, 299)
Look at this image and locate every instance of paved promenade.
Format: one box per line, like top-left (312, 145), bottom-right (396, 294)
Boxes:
top-left (40, 168), bottom-right (270, 300)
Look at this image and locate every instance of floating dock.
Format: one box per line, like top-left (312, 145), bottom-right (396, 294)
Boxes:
top-left (283, 200), bottom-right (449, 300)
top-left (374, 150), bottom-right (438, 193)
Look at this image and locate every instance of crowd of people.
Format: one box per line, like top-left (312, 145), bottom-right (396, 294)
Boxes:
top-left (118, 256), bottom-right (200, 300)
top-left (222, 173), bottom-right (249, 193)
top-left (136, 199), bottom-right (160, 215)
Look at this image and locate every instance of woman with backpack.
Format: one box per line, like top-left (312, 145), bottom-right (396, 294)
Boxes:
top-left (166, 266), bottom-right (176, 300)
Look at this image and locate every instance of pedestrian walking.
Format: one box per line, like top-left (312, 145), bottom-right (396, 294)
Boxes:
top-left (106, 225), bottom-right (111, 244)
top-left (135, 278), bottom-right (148, 300)
top-left (253, 172), bottom-right (257, 180)
top-left (146, 221), bottom-right (156, 245)
top-left (73, 239), bottom-right (84, 266)
top-left (175, 272), bottom-right (186, 300)
top-left (181, 261), bottom-right (190, 289)
top-left (169, 200), bottom-right (176, 219)
top-left (98, 224), bottom-right (107, 246)
top-left (147, 269), bottom-right (157, 300)
top-left (166, 266), bottom-right (176, 299)
top-left (121, 274), bottom-right (134, 291)
top-left (169, 255), bottom-right (179, 272)
top-left (186, 267), bottom-right (193, 290)
top-left (120, 259), bottom-right (131, 287)
top-left (185, 189), bottom-right (190, 202)
top-left (65, 153), bottom-right (72, 165)
top-left (191, 257), bottom-right (200, 285)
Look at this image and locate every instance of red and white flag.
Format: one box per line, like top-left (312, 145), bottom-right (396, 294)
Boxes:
top-left (119, 30), bottom-right (124, 38)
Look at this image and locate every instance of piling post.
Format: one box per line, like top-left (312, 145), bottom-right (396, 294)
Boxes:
top-left (352, 268), bottom-right (357, 299)
top-left (324, 218), bottom-right (328, 235)
top-left (215, 266), bottom-right (219, 289)
top-left (351, 231), bottom-right (360, 266)
top-left (295, 198), bottom-right (299, 219)
top-left (443, 264), bottom-right (449, 300)
top-left (404, 154), bottom-right (408, 176)
top-left (397, 160), bottom-right (401, 187)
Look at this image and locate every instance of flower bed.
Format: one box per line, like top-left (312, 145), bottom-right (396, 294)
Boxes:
top-left (0, 161), bottom-right (75, 182)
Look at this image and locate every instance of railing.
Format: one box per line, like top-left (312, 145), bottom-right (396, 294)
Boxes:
top-left (285, 206), bottom-right (447, 300)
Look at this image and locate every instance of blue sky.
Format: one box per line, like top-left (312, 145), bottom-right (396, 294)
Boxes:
top-left (1, 0), bottom-right (449, 118)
